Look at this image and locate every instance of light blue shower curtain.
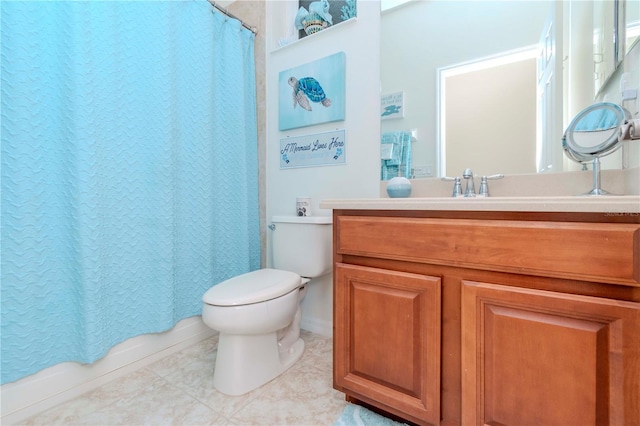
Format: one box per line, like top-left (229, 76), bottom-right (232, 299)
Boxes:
top-left (0, 0), bottom-right (260, 384)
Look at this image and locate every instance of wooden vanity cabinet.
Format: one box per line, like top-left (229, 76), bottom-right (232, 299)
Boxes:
top-left (332, 210), bottom-right (640, 426)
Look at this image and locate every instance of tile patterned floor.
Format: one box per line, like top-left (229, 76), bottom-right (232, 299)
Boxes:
top-left (20, 331), bottom-right (348, 425)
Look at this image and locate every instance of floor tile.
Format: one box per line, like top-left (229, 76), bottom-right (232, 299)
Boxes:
top-left (18, 331), bottom-right (345, 426)
top-left (230, 362), bottom-right (346, 426)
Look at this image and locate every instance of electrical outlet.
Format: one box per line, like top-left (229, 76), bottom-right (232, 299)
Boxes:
top-left (412, 165), bottom-right (433, 178)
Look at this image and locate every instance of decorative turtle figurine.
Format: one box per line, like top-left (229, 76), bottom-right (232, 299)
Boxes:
top-left (288, 76), bottom-right (332, 111)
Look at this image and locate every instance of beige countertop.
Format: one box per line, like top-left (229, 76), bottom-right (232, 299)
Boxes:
top-left (320, 195), bottom-right (640, 214)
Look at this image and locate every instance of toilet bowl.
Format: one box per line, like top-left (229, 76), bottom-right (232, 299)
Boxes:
top-left (201, 215), bottom-right (332, 396)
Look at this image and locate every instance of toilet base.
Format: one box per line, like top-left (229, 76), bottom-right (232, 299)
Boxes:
top-left (213, 332), bottom-right (305, 396)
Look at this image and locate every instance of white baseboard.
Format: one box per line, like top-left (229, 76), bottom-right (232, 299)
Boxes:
top-left (300, 315), bottom-right (332, 338)
top-left (0, 316), bottom-right (216, 425)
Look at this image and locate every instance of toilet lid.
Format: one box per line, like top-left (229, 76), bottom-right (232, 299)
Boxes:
top-left (202, 268), bottom-right (301, 307)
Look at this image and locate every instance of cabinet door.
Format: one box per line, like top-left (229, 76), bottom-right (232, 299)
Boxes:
top-left (462, 280), bottom-right (640, 426)
top-left (334, 263), bottom-right (441, 426)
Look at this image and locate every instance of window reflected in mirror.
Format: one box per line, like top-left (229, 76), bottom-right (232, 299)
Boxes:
top-left (626, 0), bottom-right (640, 54)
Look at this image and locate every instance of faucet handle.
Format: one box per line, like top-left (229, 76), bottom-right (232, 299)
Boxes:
top-left (485, 174), bottom-right (505, 180)
top-left (452, 177), bottom-right (463, 198)
top-left (478, 174), bottom-right (504, 197)
top-left (442, 176), bottom-right (464, 198)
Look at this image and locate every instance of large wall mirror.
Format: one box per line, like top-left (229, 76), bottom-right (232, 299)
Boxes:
top-left (380, 0), bottom-right (639, 179)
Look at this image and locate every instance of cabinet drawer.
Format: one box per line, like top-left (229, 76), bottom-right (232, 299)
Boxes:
top-left (335, 216), bottom-right (640, 285)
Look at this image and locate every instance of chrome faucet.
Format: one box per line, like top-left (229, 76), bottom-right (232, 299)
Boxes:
top-left (451, 177), bottom-right (463, 198)
top-left (445, 170), bottom-right (504, 197)
top-left (441, 176), bottom-right (464, 197)
top-left (478, 174), bottom-right (505, 197)
top-left (462, 168), bottom-right (476, 197)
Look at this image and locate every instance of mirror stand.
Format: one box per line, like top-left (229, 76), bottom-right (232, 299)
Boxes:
top-left (563, 102), bottom-right (632, 196)
top-left (584, 157), bottom-right (612, 196)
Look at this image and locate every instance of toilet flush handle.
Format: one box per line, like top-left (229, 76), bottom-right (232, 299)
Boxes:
top-left (268, 224), bottom-right (276, 231)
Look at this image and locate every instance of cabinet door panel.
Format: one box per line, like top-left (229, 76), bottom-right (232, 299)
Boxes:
top-left (335, 263), bottom-right (441, 425)
top-left (462, 280), bottom-right (640, 426)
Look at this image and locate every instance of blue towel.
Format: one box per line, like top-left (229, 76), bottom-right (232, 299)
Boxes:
top-left (574, 108), bottom-right (618, 131)
top-left (381, 131), bottom-right (412, 180)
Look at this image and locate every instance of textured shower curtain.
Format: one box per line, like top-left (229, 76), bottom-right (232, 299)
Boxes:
top-left (1, 1), bottom-right (259, 384)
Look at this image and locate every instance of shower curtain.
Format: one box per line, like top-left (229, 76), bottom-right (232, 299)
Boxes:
top-left (1, 0), bottom-right (259, 385)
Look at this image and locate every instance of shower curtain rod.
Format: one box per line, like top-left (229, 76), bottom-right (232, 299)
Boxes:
top-left (208, 1), bottom-right (258, 35)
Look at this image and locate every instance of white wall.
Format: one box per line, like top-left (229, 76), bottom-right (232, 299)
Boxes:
top-left (265, 1), bottom-right (381, 335)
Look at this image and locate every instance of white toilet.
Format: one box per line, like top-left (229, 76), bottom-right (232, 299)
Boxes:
top-left (201, 215), bottom-right (332, 396)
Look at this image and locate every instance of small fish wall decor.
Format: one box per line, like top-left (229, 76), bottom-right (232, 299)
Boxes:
top-left (381, 92), bottom-right (404, 120)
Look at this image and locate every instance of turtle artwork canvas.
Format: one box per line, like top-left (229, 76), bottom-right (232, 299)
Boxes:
top-left (279, 52), bottom-right (346, 131)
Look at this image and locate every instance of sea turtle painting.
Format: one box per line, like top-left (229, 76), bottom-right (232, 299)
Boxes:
top-left (288, 76), bottom-right (332, 111)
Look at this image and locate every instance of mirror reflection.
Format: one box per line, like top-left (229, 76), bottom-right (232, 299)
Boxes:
top-left (626, 0), bottom-right (640, 54)
top-left (380, 0), bottom-right (637, 180)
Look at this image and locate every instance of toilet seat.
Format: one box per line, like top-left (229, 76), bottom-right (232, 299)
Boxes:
top-left (203, 268), bottom-right (301, 307)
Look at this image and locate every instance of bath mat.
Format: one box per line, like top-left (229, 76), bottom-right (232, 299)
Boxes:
top-left (334, 403), bottom-right (409, 426)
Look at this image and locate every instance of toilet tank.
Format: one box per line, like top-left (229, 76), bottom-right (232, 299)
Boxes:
top-left (271, 215), bottom-right (333, 278)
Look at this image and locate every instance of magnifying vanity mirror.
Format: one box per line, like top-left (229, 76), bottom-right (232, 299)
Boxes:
top-left (380, 0), bottom-right (639, 181)
top-left (562, 102), bottom-right (631, 195)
